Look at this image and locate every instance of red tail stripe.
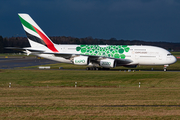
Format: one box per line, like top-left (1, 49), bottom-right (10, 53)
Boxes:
top-left (33, 26), bottom-right (59, 52)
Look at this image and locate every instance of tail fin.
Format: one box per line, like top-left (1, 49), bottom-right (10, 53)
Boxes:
top-left (18, 13), bottom-right (58, 52)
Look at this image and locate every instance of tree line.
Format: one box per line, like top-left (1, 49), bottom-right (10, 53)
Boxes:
top-left (0, 35), bottom-right (180, 53)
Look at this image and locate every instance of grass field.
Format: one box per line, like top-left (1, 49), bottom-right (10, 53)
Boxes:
top-left (1, 52), bottom-right (180, 119)
top-left (0, 70), bottom-right (180, 119)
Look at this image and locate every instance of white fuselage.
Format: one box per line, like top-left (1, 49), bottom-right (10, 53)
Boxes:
top-left (34, 45), bottom-right (176, 66)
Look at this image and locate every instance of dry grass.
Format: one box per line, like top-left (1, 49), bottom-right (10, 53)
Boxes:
top-left (0, 87), bottom-right (180, 119)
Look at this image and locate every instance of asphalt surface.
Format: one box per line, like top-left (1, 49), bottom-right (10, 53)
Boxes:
top-left (0, 57), bottom-right (58, 69)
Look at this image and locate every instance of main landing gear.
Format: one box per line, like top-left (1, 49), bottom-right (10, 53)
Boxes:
top-left (86, 67), bottom-right (99, 70)
top-left (86, 67), bottom-right (110, 70)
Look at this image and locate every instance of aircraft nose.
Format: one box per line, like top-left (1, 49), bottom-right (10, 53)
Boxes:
top-left (171, 55), bottom-right (177, 64)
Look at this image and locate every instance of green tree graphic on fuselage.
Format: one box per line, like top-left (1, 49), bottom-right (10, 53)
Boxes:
top-left (76, 45), bottom-right (130, 59)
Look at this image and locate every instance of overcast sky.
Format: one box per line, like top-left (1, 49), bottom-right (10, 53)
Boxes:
top-left (1, 0), bottom-right (180, 42)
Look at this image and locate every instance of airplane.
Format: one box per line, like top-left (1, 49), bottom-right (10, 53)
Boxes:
top-left (10, 13), bottom-right (177, 71)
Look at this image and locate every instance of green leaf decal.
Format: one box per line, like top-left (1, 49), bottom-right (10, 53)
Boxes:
top-left (120, 54), bottom-right (125, 59)
top-left (114, 54), bottom-right (120, 58)
top-left (76, 47), bottom-right (81, 51)
top-left (124, 47), bottom-right (130, 52)
top-left (119, 48), bottom-right (124, 54)
top-left (81, 48), bottom-right (86, 53)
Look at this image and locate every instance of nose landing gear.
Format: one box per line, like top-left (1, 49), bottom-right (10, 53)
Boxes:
top-left (164, 65), bottom-right (169, 71)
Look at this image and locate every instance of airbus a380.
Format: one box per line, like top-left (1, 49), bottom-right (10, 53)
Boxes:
top-left (13, 13), bottom-right (176, 70)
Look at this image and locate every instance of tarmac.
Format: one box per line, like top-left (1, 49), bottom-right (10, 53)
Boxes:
top-left (0, 57), bottom-right (58, 69)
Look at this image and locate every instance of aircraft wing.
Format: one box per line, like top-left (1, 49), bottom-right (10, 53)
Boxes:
top-left (44, 52), bottom-right (133, 64)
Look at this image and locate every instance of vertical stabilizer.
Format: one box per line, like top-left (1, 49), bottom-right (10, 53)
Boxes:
top-left (18, 13), bottom-right (58, 52)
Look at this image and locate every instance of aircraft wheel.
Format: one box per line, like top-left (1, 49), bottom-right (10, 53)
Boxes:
top-left (95, 67), bottom-right (99, 70)
top-left (86, 67), bottom-right (90, 70)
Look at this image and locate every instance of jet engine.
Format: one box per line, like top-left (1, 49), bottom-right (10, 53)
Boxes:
top-left (100, 59), bottom-right (116, 68)
top-left (73, 56), bottom-right (89, 65)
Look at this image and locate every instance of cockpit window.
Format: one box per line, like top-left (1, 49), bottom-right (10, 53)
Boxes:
top-left (167, 54), bottom-right (172, 56)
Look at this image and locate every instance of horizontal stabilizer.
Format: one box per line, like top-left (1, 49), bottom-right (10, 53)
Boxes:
top-left (6, 47), bottom-right (45, 53)
top-left (5, 47), bottom-right (26, 51)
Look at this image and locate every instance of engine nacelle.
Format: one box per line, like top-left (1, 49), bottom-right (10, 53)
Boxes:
top-left (73, 56), bottom-right (89, 65)
top-left (100, 59), bottom-right (116, 68)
